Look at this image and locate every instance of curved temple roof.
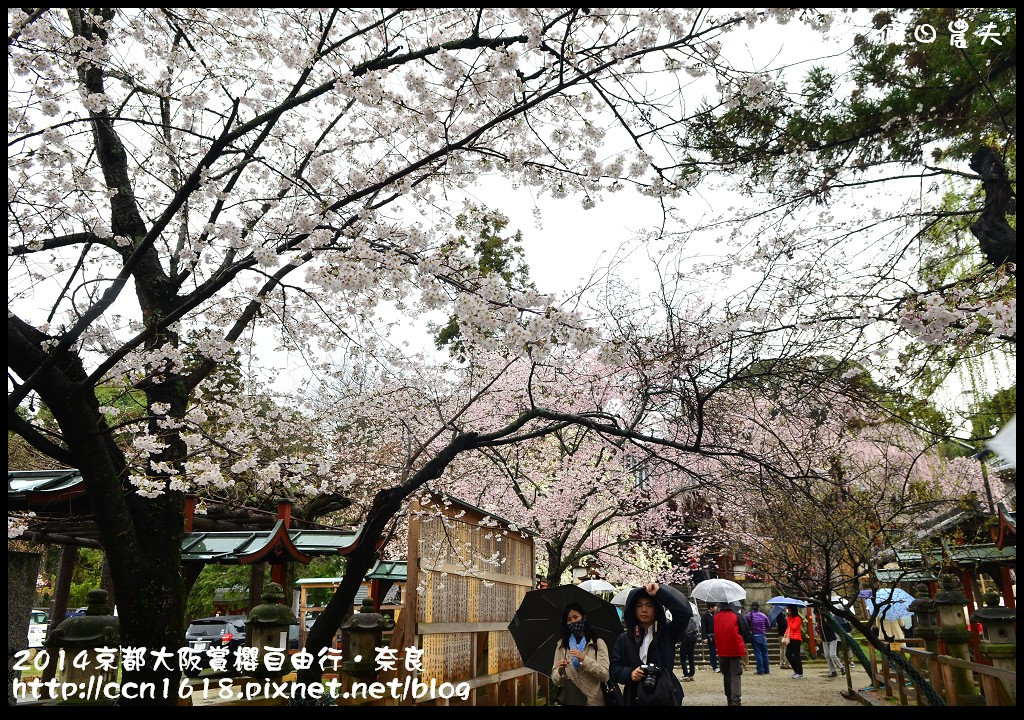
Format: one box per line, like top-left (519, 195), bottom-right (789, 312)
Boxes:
top-left (181, 521), bottom-right (363, 565)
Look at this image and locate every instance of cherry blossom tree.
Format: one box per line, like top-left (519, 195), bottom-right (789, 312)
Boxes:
top-left (676, 380), bottom-right (991, 668)
top-left (441, 387), bottom-right (711, 589)
top-left (12, 7), bottom-right (1006, 702)
top-left (15, 8), bottom-right (815, 699)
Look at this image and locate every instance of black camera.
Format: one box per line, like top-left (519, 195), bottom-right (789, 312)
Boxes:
top-left (640, 663), bottom-right (660, 690)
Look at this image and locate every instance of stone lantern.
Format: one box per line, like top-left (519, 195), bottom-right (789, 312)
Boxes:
top-left (933, 574), bottom-right (982, 706)
top-left (245, 582), bottom-right (298, 678)
top-left (340, 597), bottom-right (385, 681)
top-left (907, 583), bottom-right (939, 654)
top-left (43, 589), bottom-right (120, 702)
top-left (970, 591), bottom-right (1015, 684)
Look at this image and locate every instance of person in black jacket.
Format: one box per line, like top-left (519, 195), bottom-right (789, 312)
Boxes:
top-left (700, 603), bottom-right (719, 672)
top-left (609, 582), bottom-right (692, 706)
top-left (775, 609), bottom-right (790, 669)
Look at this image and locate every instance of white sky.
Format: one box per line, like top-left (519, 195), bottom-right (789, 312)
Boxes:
top-left (11, 9), bottom-right (1013, 434)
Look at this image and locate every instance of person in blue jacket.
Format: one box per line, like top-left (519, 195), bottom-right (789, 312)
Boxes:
top-left (609, 582), bottom-right (692, 706)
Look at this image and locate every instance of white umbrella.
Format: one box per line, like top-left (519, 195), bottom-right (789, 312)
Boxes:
top-left (578, 579), bottom-right (616, 594)
top-left (691, 579), bottom-right (746, 604)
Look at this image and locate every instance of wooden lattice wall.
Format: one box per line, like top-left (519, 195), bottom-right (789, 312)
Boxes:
top-left (402, 494), bottom-right (537, 705)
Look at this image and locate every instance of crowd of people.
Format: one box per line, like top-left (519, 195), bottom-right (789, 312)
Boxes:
top-left (552, 583), bottom-right (853, 707)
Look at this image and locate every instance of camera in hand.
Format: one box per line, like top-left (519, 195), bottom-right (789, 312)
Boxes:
top-left (640, 663), bottom-right (660, 690)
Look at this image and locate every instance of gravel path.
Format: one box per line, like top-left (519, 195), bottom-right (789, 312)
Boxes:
top-left (677, 661), bottom-right (862, 706)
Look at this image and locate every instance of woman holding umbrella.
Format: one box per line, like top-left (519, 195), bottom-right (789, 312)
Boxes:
top-left (551, 603), bottom-right (611, 706)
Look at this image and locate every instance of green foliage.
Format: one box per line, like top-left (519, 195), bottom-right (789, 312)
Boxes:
top-left (184, 556), bottom-right (346, 620)
top-left (186, 564), bottom-right (258, 620)
top-left (692, 9), bottom-right (1017, 414)
top-left (295, 555), bottom-right (346, 581)
top-left (434, 203), bottom-right (535, 357)
top-left (968, 384), bottom-right (1016, 441)
top-left (692, 8), bottom-right (1015, 186)
top-left (67, 549), bottom-right (104, 608)
top-left (854, 9), bottom-right (1016, 164)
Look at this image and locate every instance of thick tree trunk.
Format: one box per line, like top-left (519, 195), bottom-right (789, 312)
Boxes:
top-left (970, 144), bottom-right (1016, 270)
top-left (9, 335), bottom-right (189, 704)
top-left (100, 555), bottom-right (117, 612)
top-left (545, 545), bottom-right (566, 588)
top-left (295, 432), bottom-right (478, 688)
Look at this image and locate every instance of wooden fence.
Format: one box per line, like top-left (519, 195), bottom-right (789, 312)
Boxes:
top-left (859, 638), bottom-right (1015, 706)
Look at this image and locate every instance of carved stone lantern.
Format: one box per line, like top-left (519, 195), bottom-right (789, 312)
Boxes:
top-left (43, 589), bottom-right (120, 702)
top-left (933, 574), bottom-right (982, 706)
top-left (340, 597), bottom-right (384, 681)
top-left (970, 591), bottom-right (1016, 682)
top-left (907, 583), bottom-right (939, 654)
top-left (245, 582), bottom-right (298, 678)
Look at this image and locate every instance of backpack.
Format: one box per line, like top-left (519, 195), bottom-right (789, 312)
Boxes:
top-left (683, 616), bottom-right (700, 644)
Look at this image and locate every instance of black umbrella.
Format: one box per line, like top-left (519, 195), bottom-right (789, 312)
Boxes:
top-left (508, 584), bottom-right (624, 674)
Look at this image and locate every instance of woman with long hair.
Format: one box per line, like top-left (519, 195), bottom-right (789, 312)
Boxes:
top-left (552, 603), bottom-right (611, 706)
top-left (785, 606), bottom-right (805, 679)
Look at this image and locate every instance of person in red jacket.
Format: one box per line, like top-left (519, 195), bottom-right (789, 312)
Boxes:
top-left (713, 602), bottom-right (748, 706)
top-left (785, 606), bottom-right (805, 678)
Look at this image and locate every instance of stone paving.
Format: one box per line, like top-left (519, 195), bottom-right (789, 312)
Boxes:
top-left (677, 661), bottom-right (862, 706)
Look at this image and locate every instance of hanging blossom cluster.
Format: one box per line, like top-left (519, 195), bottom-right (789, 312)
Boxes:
top-left (8, 512), bottom-right (36, 539)
top-left (897, 290), bottom-right (1016, 346)
top-left (719, 72), bottom-right (784, 112)
top-left (107, 368), bottom-right (356, 500)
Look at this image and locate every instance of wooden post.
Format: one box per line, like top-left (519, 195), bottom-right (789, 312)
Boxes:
top-left (184, 494), bottom-right (198, 533)
top-left (842, 636), bottom-right (854, 697)
top-left (909, 651), bottom-right (926, 706)
top-left (369, 578), bottom-right (381, 610)
top-left (979, 674), bottom-right (1003, 706)
top-left (42, 545), bottom-right (78, 685)
top-left (299, 583), bottom-right (309, 650)
top-left (806, 605), bottom-right (817, 658)
top-left (957, 569), bottom-right (982, 662)
top-left (868, 640), bottom-right (880, 689)
top-left (276, 497), bottom-right (292, 527)
top-left (248, 562), bottom-right (265, 612)
top-left (882, 649), bottom-right (893, 698)
top-left (927, 655), bottom-right (944, 704)
top-left (939, 661), bottom-right (958, 706)
top-left (999, 567), bottom-right (1015, 609)
top-left (895, 652), bottom-right (908, 705)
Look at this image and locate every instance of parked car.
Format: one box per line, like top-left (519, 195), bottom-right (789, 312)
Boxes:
top-left (27, 608), bottom-right (49, 649)
top-left (183, 615), bottom-right (247, 677)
